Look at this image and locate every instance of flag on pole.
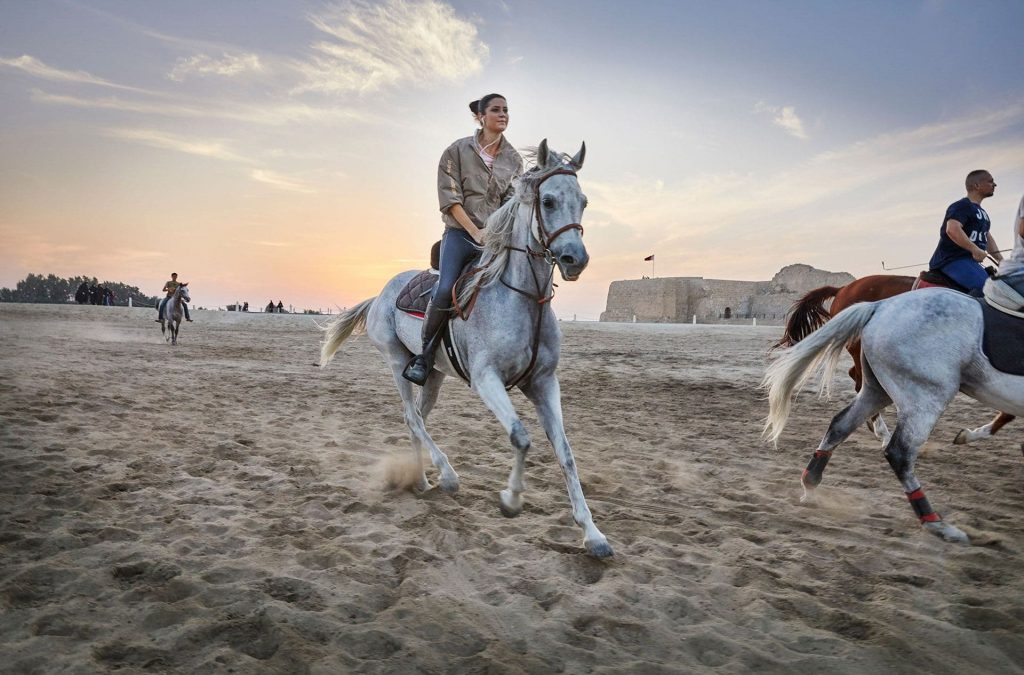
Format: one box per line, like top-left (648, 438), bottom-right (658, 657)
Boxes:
top-left (644, 254), bottom-right (655, 261)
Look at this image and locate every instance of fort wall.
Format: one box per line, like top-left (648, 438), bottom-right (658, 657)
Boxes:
top-left (600, 264), bottom-right (854, 324)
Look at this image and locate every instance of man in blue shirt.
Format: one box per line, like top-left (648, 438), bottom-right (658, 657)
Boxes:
top-left (928, 170), bottom-right (1003, 292)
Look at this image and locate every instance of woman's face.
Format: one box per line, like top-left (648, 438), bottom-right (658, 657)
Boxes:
top-left (479, 97), bottom-right (508, 134)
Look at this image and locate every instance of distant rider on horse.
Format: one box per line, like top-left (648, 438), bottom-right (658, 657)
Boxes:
top-left (927, 169), bottom-right (1004, 294)
top-left (156, 272), bottom-right (192, 322)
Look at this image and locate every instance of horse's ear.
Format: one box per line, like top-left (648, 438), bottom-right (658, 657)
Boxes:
top-left (537, 138), bottom-right (549, 170)
top-left (570, 141), bottom-right (586, 171)
top-left (181, 282), bottom-right (188, 287)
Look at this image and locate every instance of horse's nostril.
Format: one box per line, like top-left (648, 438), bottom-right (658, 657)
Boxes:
top-left (560, 255), bottom-right (577, 267)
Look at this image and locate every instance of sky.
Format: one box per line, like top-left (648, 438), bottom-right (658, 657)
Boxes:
top-left (2, 0), bottom-right (1023, 318)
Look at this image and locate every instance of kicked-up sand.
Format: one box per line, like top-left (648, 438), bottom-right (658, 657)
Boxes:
top-left (1, 302), bottom-right (1023, 673)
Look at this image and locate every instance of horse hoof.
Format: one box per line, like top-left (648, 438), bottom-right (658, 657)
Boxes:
top-left (923, 521), bottom-right (970, 544)
top-left (408, 477), bottom-right (432, 494)
top-left (799, 487), bottom-right (818, 505)
top-left (438, 475), bottom-right (459, 494)
top-left (498, 490), bottom-right (522, 518)
top-left (585, 539), bottom-right (614, 559)
top-left (953, 430), bottom-right (968, 445)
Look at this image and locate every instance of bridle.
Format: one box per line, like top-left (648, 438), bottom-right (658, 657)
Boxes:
top-left (501, 166), bottom-right (585, 388)
top-left (530, 168), bottom-right (585, 252)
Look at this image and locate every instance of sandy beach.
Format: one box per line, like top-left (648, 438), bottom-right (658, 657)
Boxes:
top-left (1, 302), bottom-right (1022, 674)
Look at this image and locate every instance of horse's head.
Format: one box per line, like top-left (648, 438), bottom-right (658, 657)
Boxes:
top-left (178, 283), bottom-right (191, 303)
top-left (528, 139), bottom-right (589, 281)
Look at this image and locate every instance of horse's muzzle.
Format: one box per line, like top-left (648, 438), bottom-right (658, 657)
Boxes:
top-left (557, 251), bottom-right (589, 281)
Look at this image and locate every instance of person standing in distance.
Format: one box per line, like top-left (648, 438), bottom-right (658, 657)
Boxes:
top-left (402, 93), bottom-right (523, 385)
top-left (928, 170), bottom-right (1003, 293)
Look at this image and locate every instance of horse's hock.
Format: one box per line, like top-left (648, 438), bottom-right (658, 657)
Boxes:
top-left (600, 264), bottom-right (854, 324)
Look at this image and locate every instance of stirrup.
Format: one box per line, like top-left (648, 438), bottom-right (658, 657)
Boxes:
top-left (402, 355), bottom-right (431, 385)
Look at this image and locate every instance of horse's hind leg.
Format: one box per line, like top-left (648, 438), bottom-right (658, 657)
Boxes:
top-left (802, 372), bottom-right (890, 504)
top-left (521, 373), bottom-right (612, 558)
top-left (382, 351), bottom-right (458, 493)
top-left (954, 411), bottom-right (1016, 445)
top-left (849, 340), bottom-right (891, 443)
top-left (884, 411), bottom-right (968, 544)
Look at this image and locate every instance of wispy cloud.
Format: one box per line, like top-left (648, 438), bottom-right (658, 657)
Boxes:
top-left (168, 52), bottom-right (264, 82)
top-left (104, 128), bottom-right (249, 162)
top-left (295, 0), bottom-right (487, 94)
top-left (754, 101), bottom-right (808, 140)
top-left (252, 240), bottom-right (292, 247)
top-left (0, 54), bottom-right (149, 92)
top-left (31, 89), bottom-right (370, 126)
top-left (250, 169), bottom-right (316, 194)
top-left (103, 128), bottom-right (318, 195)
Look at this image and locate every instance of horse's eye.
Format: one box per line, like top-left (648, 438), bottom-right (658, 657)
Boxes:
top-left (542, 196), bottom-right (556, 209)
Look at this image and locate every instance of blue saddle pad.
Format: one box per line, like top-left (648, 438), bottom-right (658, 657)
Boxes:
top-left (978, 298), bottom-right (1024, 376)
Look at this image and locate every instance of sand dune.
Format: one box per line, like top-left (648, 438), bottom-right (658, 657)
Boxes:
top-left (1, 303), bottom-right (1022, 673)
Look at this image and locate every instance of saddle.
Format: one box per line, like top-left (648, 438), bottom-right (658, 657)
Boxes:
top-left (915, 268), bottom-right (968, 293)
top-left (977, 296), bottom-right (1024, 376)
top-left (984, 272), bottom-right (1024, 316)
top-left (394, 242), bottom-right (481, 384)
top-left (395, 241), bottom-right (481, 319)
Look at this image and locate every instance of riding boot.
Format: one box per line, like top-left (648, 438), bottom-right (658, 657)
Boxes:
top-left (402, 303), bottom-right (449, 385)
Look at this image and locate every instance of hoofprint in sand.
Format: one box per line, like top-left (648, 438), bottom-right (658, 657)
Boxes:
top-left (1, 303), bottom-right (1022, 673)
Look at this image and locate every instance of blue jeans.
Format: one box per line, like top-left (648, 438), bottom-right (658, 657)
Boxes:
top-left (431, 228), bottom-right (478, 310)
top-left (937, 257), bottom-right (988, 292)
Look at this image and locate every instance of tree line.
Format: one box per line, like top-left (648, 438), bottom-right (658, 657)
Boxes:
top-left (0, 273), bottom-right (159, 307)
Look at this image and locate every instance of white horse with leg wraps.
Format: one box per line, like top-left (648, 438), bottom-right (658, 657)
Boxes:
top-left (764, 288), bottom-right (1024, 544)
top-left (320, 140), bottom-right (612, 558)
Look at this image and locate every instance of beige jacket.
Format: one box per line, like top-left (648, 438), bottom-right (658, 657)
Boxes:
top-left (437, 132), bottom-right (523, 231)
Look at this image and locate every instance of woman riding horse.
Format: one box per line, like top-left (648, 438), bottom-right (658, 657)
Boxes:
top-left (403, 93), bottom-right (523, 385)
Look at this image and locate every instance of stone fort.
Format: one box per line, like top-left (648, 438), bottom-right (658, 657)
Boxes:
top-left (599, 264), bottom-right (854, 324)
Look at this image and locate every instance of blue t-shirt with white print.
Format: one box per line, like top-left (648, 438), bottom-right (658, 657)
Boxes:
top-left (929, 197), bottom-right (990, 270)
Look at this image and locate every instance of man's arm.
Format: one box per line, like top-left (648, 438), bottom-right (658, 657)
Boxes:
top-left (945, 219), bottom-right (987, 262)
top-left (987, 233), bottom-right (1002, 263)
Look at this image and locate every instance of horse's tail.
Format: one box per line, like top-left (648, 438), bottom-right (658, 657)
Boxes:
top-left (319, 297), bottom-right (376, 368)
top-left (771, 285), bottom-right (841, 350)
top-left (762, 301), bottom-right (879, 444)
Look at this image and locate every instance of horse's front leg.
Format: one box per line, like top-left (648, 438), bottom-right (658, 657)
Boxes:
top-left (471, 372), bottom-right (531, 517)
top-left (522, 373), bottom-right (612, 558)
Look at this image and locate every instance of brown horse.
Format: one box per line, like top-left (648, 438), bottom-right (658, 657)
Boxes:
top-left (774, 274), bottom-right (1015, 444)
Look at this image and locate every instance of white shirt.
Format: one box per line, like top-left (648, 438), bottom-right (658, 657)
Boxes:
top-left (998, 193), bottom-right (1024, 276)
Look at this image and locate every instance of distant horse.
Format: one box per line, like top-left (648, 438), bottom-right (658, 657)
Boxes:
top-left (320, 140), bottom-right (612, 558)
top-left (764, 288), bottom-right (1024, 543)
top-left (159, 283), bottom-right (190, 346)
top-left (774, 274), bottom-right (1015, 444)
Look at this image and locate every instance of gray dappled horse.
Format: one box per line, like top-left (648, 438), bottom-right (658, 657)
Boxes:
top-left (160, 283), bottom-right (190, 346)
top-left (320, 140), bottom-right (612, 558)
top-left (764, 288), bottom-right (1024, 544)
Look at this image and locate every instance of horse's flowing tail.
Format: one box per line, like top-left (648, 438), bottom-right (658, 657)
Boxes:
top-left (771, 285), bottom-right (841, 350)
top-left (319, 298), bottom-right (376, 368)
top-left (762, 301), bottom-right (879, 444)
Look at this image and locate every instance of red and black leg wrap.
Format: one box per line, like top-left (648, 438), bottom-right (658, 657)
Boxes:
top-left (906, 488), bottom-right (941, 523)
top-left (801, 450), bottom-right (832, 489)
